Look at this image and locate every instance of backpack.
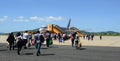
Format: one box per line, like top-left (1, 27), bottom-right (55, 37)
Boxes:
top-left (40, 35), bottom-right (45, 43)
top-left (35, 34), bottom-right (39, 40)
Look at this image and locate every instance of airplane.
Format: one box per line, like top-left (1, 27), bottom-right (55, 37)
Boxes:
top-left (38, 19), bottom-right (83, 37)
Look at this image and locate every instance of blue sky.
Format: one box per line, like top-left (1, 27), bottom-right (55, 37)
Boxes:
top-left (0, 0), bottom-right (120, 33)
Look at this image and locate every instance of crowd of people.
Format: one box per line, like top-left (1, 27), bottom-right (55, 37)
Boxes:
top-left (83, 34), bottom-right (94, 40)
top-left (83, 34), bottom-right (102, 40)
top-left (6, 30), bottom-right (104, 56)
top-left (6, 30), bottom-right (80, 56)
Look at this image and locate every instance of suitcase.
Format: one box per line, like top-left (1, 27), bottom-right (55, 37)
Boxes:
top-left (78, 41), bottom-right (82, 47)
top-left (76, 41), bottom-right (82, 49)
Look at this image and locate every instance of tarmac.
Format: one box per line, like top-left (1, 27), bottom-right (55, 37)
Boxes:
top-left (0, 43), bottom-right (120, 61)
top-left (0, 35), bottom-right (120, 61)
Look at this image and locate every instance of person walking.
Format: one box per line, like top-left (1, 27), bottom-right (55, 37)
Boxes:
top-left (70, 32), bottom-right (76, 47)
top-left (17, 35), bottom-right (23, 55)
top-left (7, 32), bottom-right (16, 51)
top-left (34, 31), bottom-right (43, 56)
top-left (15, 32), bottom-right (24, 55)
top-left (100, 34), bottom-right (102, 40)
top-left (74, 33), bottom-right (79, 48)
top-left (45, 31), bottom-right (51, 48)
top-left (22, 31), bottom-right (29, 49)
top-left (91, 34), bottom-right (94, 40)
top-left (58, 33), bottom-right (62, 43)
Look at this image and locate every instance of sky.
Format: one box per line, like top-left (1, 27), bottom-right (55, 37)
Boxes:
top-left (0, 0), bottom-right (120, 33)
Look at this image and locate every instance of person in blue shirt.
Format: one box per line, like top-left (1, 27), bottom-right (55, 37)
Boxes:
top-left (34, 31), bottom-right (44, 56)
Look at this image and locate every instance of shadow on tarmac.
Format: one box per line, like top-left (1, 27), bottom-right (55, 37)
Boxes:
top-left (40, 53), bottom-right (55, 56)
top-left (21, 53), bottom-right (55, 56)
top-left (77, 47), bottom-right (86, 50)
top-left (21, 53), bottom-right (34, 55)
top-left (0, 49), bottom-right (8, 52)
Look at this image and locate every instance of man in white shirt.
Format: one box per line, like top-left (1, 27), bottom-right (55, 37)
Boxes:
top-left (22, 31), bottom-right (29, 49)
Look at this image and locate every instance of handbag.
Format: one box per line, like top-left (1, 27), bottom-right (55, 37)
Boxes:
top-left (32, 40), bottom-right (35, 45)
top-left (49, 40), bottom-right (53, 45)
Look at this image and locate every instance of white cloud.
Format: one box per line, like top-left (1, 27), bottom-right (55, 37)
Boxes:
top-left (0, 16), bottom-right (8, 23)
top-left (18, 16), bottom-right (24, 19)
top-left (13, 19), bottom-right (29, 22)
top-left (13, 16), bottom-right (29, 22)
top-left (13, 16), bottom-right (64, 23)
top-left (46, 16), bottom-right (63, 21)
top-left (30, 16), bottom-right (44, 21)
top-left (3, 16), bottom-right (8, 19)
top-left (30, 16), bottom-right (64, 22)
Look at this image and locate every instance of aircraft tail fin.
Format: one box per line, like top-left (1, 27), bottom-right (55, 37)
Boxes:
top-left (67, 19), bottom-right (71, 30)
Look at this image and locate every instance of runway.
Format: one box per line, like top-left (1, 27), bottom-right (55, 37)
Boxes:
top-left (0, 43), bottom-right (120, 61)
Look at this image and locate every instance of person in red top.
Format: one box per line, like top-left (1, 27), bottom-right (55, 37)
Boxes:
top-left (70, 32), bottom-right (77, 47)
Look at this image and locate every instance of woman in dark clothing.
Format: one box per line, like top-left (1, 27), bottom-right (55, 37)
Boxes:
top-left (7, 32), bottom-right (16, 50)
top-left (100, 34), bottom-right (102, 40)
top-left (58, 33), bottom-right (62, 43)
top-left (16, 32), bottom-right (24, 55)
top-left (45, 31), bottom-right (51, 48)
top-left (17, 36), bottom-right (23, 55)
